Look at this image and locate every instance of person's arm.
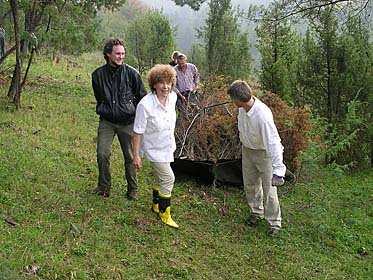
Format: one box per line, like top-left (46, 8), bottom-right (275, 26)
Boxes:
top-left (193, 65), bottom-right (200, 90)
top-left (92, 72), bottom-right (101, 102)
top-left (260, 121), bottom-right (286, 177)
top-left (133, 133), bottom-right (142, 170)
top-left (132, 69), bottom-right (147, 103)
top-left (173, 73), bottom-right (186, 101)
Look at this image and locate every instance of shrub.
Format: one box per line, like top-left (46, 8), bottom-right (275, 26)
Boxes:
top-left (175, 76), bottom-right (311, 172)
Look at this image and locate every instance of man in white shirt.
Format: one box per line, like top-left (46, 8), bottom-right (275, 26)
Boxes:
top-left (227, 80), bottom-right (286, 236)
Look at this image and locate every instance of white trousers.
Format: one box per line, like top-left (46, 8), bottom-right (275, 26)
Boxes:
top-left (242, 146), bottom-right (281, 228)
top-left (150, 162), bottom-right (175, 196)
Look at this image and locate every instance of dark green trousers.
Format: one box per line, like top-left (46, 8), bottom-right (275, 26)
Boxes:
top-left (96, 119), bottom-right (137, 194)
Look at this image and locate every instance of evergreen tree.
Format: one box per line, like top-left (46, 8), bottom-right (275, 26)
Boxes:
top-left (255, 1), bottom-right (300, 101)
top-left (127, 11), bottom-right (175, 74)
top-left (298, 6), bottom-right (373, 167)
top-left (199, 0), bottom-right (251, 79)
top-left (298, 7), bottom-right (340, 122)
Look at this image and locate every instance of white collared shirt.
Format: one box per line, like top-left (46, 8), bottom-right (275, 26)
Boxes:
top-left (238, 96), bottom-right (286, 176)
top-left (133, 91), bottom-right (177, 162)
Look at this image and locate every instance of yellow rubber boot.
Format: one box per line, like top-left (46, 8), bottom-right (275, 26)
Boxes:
top-left (152, 186), bottom-right (160, 214)
top-left (159, 193), bottom-right (179, 229)
top-left (152, 203), bottom-right (159, 214)
top-left (159, 206), bottom-right (179, 229)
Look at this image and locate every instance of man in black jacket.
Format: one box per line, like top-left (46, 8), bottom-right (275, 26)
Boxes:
top-left (90, 38), bottom-right (147, 199)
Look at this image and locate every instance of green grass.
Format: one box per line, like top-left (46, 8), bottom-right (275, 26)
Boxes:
top-left (0, 54), bottom-right (372, 279)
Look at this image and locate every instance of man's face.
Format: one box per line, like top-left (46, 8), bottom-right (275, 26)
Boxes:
top-left (231, 98), bottom-right (245, 108)
top-left (177, 57), bottom-right (187, 68)
top-left (107, 45), bottom-right (125, 66)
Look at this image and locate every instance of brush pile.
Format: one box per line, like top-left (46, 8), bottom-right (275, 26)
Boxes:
top-left (174, 76), bottom-right (311, 172)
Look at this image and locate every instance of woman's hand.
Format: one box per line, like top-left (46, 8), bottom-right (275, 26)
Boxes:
top-left (133, 154), bottom-right (142, 170)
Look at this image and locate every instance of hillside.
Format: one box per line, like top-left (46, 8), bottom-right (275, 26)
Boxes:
top-left (0, 54), bottom-right (372, 279)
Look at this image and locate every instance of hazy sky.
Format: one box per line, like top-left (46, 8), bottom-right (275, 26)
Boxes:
top-left (142, 0), bottom-right (269, 9)
top-left (140, 0), bottom-right (268, 51)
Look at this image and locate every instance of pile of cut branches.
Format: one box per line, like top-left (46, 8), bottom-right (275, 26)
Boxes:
top-left (174, 76), bottom-right (311, 172)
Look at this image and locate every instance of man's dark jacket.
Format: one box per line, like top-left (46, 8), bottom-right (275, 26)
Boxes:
top-left (92, 63), bottom-right (147, 124)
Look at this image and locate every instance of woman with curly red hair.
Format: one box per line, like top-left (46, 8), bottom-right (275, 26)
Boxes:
top-left (133, 64), bottom-right (179, 228)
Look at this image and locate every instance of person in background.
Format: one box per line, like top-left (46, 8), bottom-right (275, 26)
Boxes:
top-left (169, 50), bottom-right (180, 67)
top-left (0, 25), bottom-right (6, 57)
top-left (133, 64), bottom-right (179, 228)
top-left (227, 80), bottom-right (286, 237)
top-left (173, 53), bottom-right (200, 112)
top-left (90, 38), bottom-right (147, 200)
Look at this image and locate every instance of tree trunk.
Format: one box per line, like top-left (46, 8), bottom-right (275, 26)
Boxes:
top-left (21, 47), bottom-right (35, 89)
top-left (9, 0), bottom-right (22, 109)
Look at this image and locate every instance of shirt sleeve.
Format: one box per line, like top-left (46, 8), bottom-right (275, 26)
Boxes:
top-left (173, 66), bottom-right (181, 94)
top-left (133, 102), bottom-right (148, 134)
top-left (193, 65), bottom-right (200, 86)
top-left (260, 120), bottom-right (286, 177)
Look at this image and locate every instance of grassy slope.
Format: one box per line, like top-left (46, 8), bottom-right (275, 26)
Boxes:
top-left (0, 54), bottom-right (372, 280)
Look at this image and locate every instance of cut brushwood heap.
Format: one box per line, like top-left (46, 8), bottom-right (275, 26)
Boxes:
top-left (175, 76), bottom-right (311, 172)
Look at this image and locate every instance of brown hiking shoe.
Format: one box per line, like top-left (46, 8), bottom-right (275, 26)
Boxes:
top-left (245, 215), bottom-right (263, 227)
top-left (268, 227), bottom-right (280, 237)
top-left (88, 187), bottom-right (110, 197)
top-left (126, 191), bottom-right (138, 201)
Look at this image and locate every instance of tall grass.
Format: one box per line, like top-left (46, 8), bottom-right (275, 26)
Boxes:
top-left (0, 54), bottom-right (372, 279)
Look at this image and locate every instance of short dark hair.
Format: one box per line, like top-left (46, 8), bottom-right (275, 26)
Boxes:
top-left (147, 64), bottom-right (177, 92)
top-left (227, 80), bottom-right (252, 102)
top-left (103, 38), bottom-right (125, 60)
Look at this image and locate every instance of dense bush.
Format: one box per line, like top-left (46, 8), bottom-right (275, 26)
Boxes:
top-left (175, 76), bottom-right (311, 172)
top-left (260, 92), bottom-right (311, 171)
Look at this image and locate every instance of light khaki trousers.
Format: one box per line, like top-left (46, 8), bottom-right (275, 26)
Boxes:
top-left (242, 146), bottom-right (281, 228)
top-left (150, 162), bottom-right (175, 196)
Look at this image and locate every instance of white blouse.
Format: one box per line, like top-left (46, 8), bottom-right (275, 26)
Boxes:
top-left (133, 91), bottom-right (177, 162)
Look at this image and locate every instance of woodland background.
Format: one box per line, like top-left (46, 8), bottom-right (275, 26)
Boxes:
top-left (1, 0), bottom-right (372, 168)
top-left (0, 0), bottom-right (372, 279)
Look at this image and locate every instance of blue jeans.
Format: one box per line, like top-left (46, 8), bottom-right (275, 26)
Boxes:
top-left (96, 119), bottom-right (137, 194)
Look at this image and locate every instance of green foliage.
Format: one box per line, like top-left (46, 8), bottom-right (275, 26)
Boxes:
top-left (43, 4), bottom-right (102, 55)
top-left (325, 98), bottom-right (371, 169)
top-left (0, 0), bottom-right (128, 55)
top-left (300, 97), bottom-right (371, 171)
top-left (172, 0), bottom-right (207, 10)
top-left (126, 10), bottom-right (175, 73)
top-left (97, 1), bottom-right (149, 40)
top-left (188, 44), bottom-right (207, 74)
top-left (255, 1), bottom-right (300, 101)
top-left (295, 8), bottom-right (373, 167)
top-left (198, 0), bottom-right (252, 79)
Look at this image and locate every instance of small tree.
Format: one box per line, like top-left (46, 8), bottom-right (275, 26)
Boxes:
top-left (255, 1), bottom-right (300, 101)
top-left (3, 0), bottom-right (127, 108)
top-left (198, 0), bottom-right (252, 78)
top-left (127, 10), bottom-right (175, 73)
top-left (297, 7), bottom-right (373, 167)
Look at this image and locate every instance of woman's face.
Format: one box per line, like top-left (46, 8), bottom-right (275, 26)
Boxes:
top-left (155, 80), bottom-right (172, 98)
